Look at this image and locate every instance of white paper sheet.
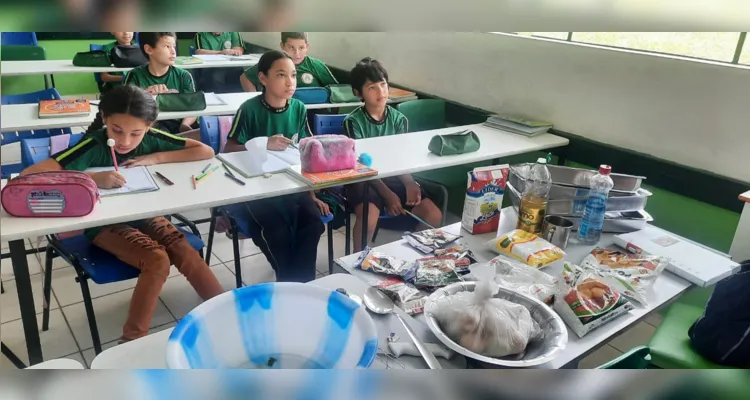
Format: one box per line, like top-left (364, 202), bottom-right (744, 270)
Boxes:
top-left (203, 92), bottom-right (227, 106)
top-left (86, 166), bottom-right (159, 197)
top-left (191, 54), bottom-right (230, 62)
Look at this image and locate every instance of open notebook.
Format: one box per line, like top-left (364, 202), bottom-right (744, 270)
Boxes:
top-left (216, 138), bottom-right (301, 179)
top-left (86, 166), bottom-right (159, 197)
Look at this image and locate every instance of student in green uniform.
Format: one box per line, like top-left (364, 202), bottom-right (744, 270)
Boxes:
top-left (20, 85), bottom-right (224, 343)
top-left (344, 57), bottom-right (443, 252)
top-left (98, 32), bottom-right (135, 93)
top-left (239, 32), bottom-right (338, 92)
top-left (193, 32), bottom-right (245, 93)
top-left (123, 32), bottom-right (200, 139)
top-left (225, 50), bottom-right (328, 283)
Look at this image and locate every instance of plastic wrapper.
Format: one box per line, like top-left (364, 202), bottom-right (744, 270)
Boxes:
top-left (426, 280), bottom-right (541, 358)
top-left (554, 262), bottom-right (634, 338)
top-left (355, 247), bottom-right (414, 279)
top-left (486, 229), bottom-right (564, 268)
top-left (412, 258), bottom-right (463, 290)
top-left (579, 248), bottom-right (668, 306)
top-left (488, 256), bottom-right (558, 305)
top-left (433, 244), bottom-right (477, 274)
top-left (404, 229), bottom-right (462, 253)
top-left (375, 277), bottom-right (426, 315)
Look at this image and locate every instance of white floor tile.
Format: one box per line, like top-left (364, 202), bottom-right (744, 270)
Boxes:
top-left (1, 273), bottom-right (60, 324)
top-left (1, 253), bottom-right (42, 282)
top-left (577, 345), bottom-right (623, 369)
top-left (203, 233), bottom-right (262, 264)
top-left (0, 309), bottom-right (79, 366)
top-left (608, 322), bottom-right (657, 353)
top-left (50, 266), bottom-right (139, 308)
top-left (159, 265), bottom-right (237, 320)
top-left (63, 288), bottom-right (175, 351)
top-left (316, 230), bottom-right (348, 276)
top-left (644, 312), bottom-right (664, 328)
top-left (237, 253), bottom-right (276, 286)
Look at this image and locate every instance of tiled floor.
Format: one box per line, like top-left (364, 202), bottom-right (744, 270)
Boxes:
top-left (0, 210), bottom-right (662, 369)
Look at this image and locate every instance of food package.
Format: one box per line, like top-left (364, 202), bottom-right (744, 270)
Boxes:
top-left (554, 262), bottom-right (634, 338)
top-left (375, 277), bottom-right (426, 315)
top-left (461, 165), bottom-right (510, 234)
top-left (579, 248), bottom-right (668, 306)
top-left (433, 244), bottom-right (477, 274)
top-left (489, 256), bottom-right (558, 305)
top-left (403, 229), bottom-right (461, 253)
top-left (426, 280), bottom-right (541, 357)
top-left (412, 258), bottom-right (463, 290)
top-left (487, 229), bottom-right (565, 268)
top-left (355, 247), bottom-right (414, 280)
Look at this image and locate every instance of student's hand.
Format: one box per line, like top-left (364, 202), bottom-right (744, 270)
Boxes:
top-left (221, 49), bottom-right (242, 56)
top-left (92, 171), bottom-right (126, 189)
top-left (404, 181), bottom-right (422, 206)
top-left (121, 154), bottom-right (160, 168)
top-left (267, 134), bottom-right (292, 151)
top-left (145, 84), bottom-right (169, 95)
top-left (313, 197), bottom-right (331, 216)
top-left (384, 192), bottom-right (405, 216)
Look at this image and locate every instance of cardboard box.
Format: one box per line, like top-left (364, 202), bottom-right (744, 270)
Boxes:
top-left (461, 164), bottom-right (510, 234)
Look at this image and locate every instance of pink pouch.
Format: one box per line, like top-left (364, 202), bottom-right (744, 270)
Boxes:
top-left (217, 116), bottom-right (234, 153)
top-left (299, 134), bottom-right (357, 173)
top-left (1, 171), bottom-right (100, 218)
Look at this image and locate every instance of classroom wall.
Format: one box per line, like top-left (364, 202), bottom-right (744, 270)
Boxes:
top-left (241, 32), bottom-right (750, 184)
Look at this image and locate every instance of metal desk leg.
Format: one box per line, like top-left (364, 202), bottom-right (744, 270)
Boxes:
top-left (361, 181), bottom-right (370, 250)
top-left (9, 239), bottom-right (43, 365)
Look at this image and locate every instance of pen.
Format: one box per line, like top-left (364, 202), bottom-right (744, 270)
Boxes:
top-left (404, 209), bottom-right (437, 230)
top-left (222, 162), bottom-right (236, 177)
top-left (196, 164), bottom-right (221, 182)
top-left (192, 175), bottom-right (197, 190)
top-left (201, 163), bottom-right (212, 173)
top-left (154, 171), bottom-right (174, 186)
top-left (224, 172), bottom-right (246, 186)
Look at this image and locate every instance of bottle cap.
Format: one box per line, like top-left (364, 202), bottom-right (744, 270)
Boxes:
top-left (536, 157), bottom-right (547, 165)
top-left (599, 165), bottom-right (612, 175)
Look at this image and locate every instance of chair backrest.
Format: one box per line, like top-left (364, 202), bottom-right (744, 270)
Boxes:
top-left (1, 32), bottom-right (38, 46)
top-left (313, 114), bottom-right (346, 136)
top-left (0, 44), bottom-right (46, 61)
top-left (1, 88), bottom-right (72, 147)
top-left (90, 44), bottom-right (105, 84)
top-left (20, 133), bottom-right (85, 168)
top-left (397, 99), bottom-right (446, 132)
top-left (596, 345), bottom-right (651, 369)
top-left (200, 115), bottom-right (235, 154)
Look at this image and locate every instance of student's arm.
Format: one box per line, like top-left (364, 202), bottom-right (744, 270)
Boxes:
top-left (193, 33), bottom-right (220, 54)
top-left (22, 152), bottom-right (126, 189)
top-left (122, 137), bottom-right (214, 167)
top-left (224, 108), bottom-right (250, 153)
top-left (240, 66), bottom-right (259, 92)
top-left (100, 72), bottom-right (123, 83)
top-left (311, 59), bottom-right (338, 86)
top-left (240, 74), bottom-right (257, 92)
top-left (20, 158), bottom-right (62, 176)
top-left (230, 32), bottom-right (245, 54)
top-left (343, 118), bottom-right (363, 140)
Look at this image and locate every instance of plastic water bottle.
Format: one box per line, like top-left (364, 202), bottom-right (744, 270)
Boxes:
top-left (516, 158), bottom-right (552, 234)
top-left (577, 165), bottom-right (614, 245)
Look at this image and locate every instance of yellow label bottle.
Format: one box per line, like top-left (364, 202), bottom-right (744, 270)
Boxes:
top-left (517, 194), bottom-right (547, 234)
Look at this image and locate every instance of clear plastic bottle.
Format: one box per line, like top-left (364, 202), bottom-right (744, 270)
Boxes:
top-left (577, 165), bottom-right (615, 245)
top-left (516, 158), bottom-right (552, 234)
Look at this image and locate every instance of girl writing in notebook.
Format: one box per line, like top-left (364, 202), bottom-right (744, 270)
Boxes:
top-left (21, 85), bottom-right (225, 343)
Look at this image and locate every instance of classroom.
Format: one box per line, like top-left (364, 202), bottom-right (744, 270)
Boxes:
top-left (0, 31), bottom-right (748, 378)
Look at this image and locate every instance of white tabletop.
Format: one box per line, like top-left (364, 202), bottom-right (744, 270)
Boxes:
top-left (0, 55), bottom-right (261, 76)
top-left (25, 358), bottom-right (85, 369)
top-left (335, 209), bottom-right (693, 369)
top-left (90, 273), bottom-right (466, 369)
top-left (0, 93), bottom-right (418, 133)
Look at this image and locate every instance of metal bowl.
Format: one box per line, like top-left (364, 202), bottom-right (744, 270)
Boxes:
top-left (424, 281), bottom-right (568, 368)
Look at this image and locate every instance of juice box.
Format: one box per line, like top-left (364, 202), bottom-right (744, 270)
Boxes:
top-left (461, 165), bottom-right (510, 234)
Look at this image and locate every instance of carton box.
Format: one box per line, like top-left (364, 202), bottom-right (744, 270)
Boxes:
top-left (461, 164), bottom-right (510, 234)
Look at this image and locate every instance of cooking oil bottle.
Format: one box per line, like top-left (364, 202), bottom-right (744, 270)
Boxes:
top-left (516, 158), bottom-right (552, 234)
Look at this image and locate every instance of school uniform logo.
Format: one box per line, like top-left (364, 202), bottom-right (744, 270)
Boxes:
top-left (224, 41), bottom-right (232, 50)
top-left (301, 72), bottom-right (314, 84)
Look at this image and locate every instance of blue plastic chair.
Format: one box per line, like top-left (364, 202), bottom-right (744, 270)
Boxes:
top-left (312, 114), bottom-right (346, 135)
top-left (199, 116), bottom-right (338, 279)
top-left (21, 135), bottom-right (206, 355)
top-left (1, 32), bottom-right (37, 46)
top-left (1, 89), bottom-right (72, 178)
top-left (189, 46), bottom-right (196, 56)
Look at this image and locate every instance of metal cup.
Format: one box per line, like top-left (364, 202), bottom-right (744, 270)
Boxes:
top-left (541, 215), bottom-right (574, 249)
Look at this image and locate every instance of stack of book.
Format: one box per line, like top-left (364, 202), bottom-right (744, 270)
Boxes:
top-left (483, 115), bottom-right (553, 138)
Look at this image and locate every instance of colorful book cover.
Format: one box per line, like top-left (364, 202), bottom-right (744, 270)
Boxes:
top-left (290, 163), bottom-right (378, 187)
top-left (38, 99), bottom-right (91, 118)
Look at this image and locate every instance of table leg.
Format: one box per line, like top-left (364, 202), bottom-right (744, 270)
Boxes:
top-left (9, 239), bottom-right (43, 365)
top-left (361, 181), bottom-right (370, 250)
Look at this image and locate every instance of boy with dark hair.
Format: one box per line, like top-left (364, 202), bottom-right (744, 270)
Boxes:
top-left (343, 57), bottom-right (443, 251)
top-left (193, 32), bottom-right (246, 93)
top-left (240, 32), bottom-right (338, 92)
top-left (124, 32), bottom-right (200, 139)
top-left (99, 32), bottom-right (135, 93)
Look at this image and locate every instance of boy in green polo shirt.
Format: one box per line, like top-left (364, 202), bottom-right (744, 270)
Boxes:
top-left (239, 32), bottom-right (338, 92)
top-left (98, 32), bottom-right (134, 93)
top-left (193, 32), bottom-right (246, 93)
top-left (343, 57), bottom-right (443, 251)
top-left (124, 32), bottom-right (200, 139)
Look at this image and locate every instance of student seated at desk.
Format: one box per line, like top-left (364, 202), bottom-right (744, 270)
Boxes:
top-left (99, 32), bottom-right (135, 94)
top-left (344, 58), bottom-right (443, 252)
top-left (193, 32), bottom-right (245, 93)
top-left (124, 32), bottom-right (201, 140)
top-left (240, 32), bottom-right (337, 92)
top-left (225, 50), bottom-right (328, 283)
top-left (20, 86), bottom-right (225, 343)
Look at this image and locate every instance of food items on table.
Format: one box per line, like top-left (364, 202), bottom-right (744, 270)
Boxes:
top-left (489, 256), bottom-right (558, 305)
top-left (461, 165), bottom-right (510, 234)
top-left (516, 158), bottom-right (552, 235)
top-left (487, 229), bottom-right (565, 268)
top-left (583, 248), bottom-right (669, 272)
top-left (433, 244), bottom-right (477, 274)
top-left (580, 248), bottom-right (668, 306)
top-left (427, 280), bottom-right (541, 357)
top-left (355, 247), bottom-right (414, 279)
top-left (412, 258), bottom-right (463, 290)
top-left (376, 277), bottom-right (426, 315)
top-left (403, 229), bottom-right (462, 253)
top-left (554, 262), bottom-right (634, 338)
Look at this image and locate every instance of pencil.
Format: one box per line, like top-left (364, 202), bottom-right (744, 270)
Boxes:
top-left (192, 175), bottom-right (197, 190)
top-left (196, 164), bottom-right (221, 182)
top-left (201, 163), bottom-right (212, 173)
top-left (224, 172), bottom-right (246, 186)
top-left (221, 162), bottom-right (236, 177)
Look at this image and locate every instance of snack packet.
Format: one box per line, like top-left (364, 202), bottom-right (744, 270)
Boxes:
top-left (580, 248), bottom-right (668, 306)
top-left (412, 258), bottom-right (463, 290)
top-left (554, 262), bottom-right (633, 338)
top-left (487, 229), bottom-right (565, 268)
top-left (355, 247), bottom-right (414, 279)
top-left (489, 256), bottom-right (558, 305)
top-left (404, 229), bottom-right (462, 253)
top-left (375, 277), bottom-right (426, 315)
top-left (433, 244), bottom-right (477, 274)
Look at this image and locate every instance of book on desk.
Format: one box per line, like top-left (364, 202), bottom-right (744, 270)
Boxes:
top-left (38, 99), bottom-right (91, 119)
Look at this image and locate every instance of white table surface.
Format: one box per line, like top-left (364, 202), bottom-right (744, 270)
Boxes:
top-left (90, 273), bottom-right (466, 369)
top-left (0, 55), bottom-right (261, 76)
top-left (335, 208), bottom-right (693, 369)
top-left (1, 93), bottom-right (419, 133)
top-left (25, 358), bottom-right (85, 369)
top-left (0, 124), bottom-right (568, 242)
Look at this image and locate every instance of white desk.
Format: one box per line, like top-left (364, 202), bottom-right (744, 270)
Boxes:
top-left (0, 124), bottom-right (568, 365)
top-left (729, 190), bottom-right (750, 263)
top-left (335, 209), bottom-right (693, 369)
top-left (0, 55), bottom-right (261, 76)
top-left (0, 93), bottom-right (418, 133)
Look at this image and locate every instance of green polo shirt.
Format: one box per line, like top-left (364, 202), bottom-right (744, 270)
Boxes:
top-left (343, 105), bottom-right (408, 139)
top-left (242, 56), bottom-right (338, 90)
top-left (194, 32), bottom-right (244, 51)
top-left (123, 65), bottom-right (196, 132)
top-left (227, 96), bottom-right (311, 145)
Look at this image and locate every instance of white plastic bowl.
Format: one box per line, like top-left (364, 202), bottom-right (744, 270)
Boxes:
top-left (166, 282), bottom-right (379, 369)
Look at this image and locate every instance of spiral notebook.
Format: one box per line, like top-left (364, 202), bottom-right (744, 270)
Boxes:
top-left (86, 166), bottom-right (159, 197)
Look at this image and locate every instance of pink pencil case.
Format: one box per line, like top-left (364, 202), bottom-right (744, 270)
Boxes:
top-left (299, 134), bottom-right (357, 173)
top-left (1, 171), bottom-right (100, 218)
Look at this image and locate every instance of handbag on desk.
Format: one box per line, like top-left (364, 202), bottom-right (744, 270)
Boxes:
top-left (156, 92), bottom-right (207, 112)
top-left (72, 50), bottom-right (111, 67)
top-left (1, 171), bottom-right (99, 217)
top-left (428, 130), bottom-right (481, 156)
top-left (326, 84), bottom-right (359, 103)
top-left (110, 45), bottom-right (149, 68)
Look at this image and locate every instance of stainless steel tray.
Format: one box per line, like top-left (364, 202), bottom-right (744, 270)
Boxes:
top-left (510, 164), bottom-right (645, 193)
top-left (562, 210), bottom-right (653, 233)
top-left (506, 182), bottom-right (651, 216)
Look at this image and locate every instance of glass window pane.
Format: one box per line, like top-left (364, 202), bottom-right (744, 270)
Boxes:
top-left (571, 32), bottom-right (740, 62)
top-left (516, 32), bottom-right (569, 40)
top-left (739, 35), bottom-right (750, 64)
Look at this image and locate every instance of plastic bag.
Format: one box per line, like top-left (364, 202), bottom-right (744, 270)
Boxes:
top-left (426, 280), bottom-right (541, 357)
top-left (489, 256), bottom-right (558, 305)
top-left (580, 248), bottom-right (668, 306)
top-left (375, 277), bottom-right (426, 315)
top-left (487, 229), bottom-right (564, 268)
top-left (412, 258), bottom-right (463, 290)
top-left (355, 247), bottom-right (414, 279)
top-left (433, 244), bottom-right (477, 273)
top-left (404, 229), bottom-right (462, 253)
